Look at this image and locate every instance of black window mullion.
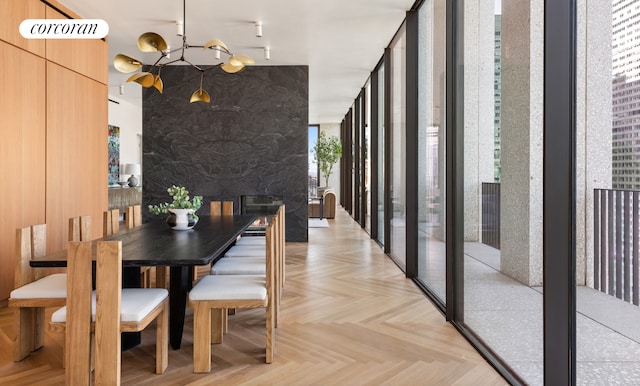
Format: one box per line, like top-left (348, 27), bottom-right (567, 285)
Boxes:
top-left (543, 0), bottom-right (577, 384)
top-left (406, 9), bottom-right (419, 278)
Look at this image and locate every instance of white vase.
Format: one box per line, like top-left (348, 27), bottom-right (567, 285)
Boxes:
top-left (166, 208), bottom-right (198, 230)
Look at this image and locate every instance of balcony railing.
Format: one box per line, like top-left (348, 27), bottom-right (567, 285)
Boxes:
top-left (594, 188), bottom-right (640, 305)
top-left (482, 182), bottom-right (501, 249)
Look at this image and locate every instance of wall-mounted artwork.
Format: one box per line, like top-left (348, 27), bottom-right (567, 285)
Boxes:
top-left (108, 125), bottom-right (120, 185)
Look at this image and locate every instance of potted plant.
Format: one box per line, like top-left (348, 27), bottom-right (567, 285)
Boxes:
top-left (148, 185), bottom-right (203, 230)
top-left (312, 132), bottom-right (342, 192)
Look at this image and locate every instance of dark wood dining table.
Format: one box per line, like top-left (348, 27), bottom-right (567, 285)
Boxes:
top-left (30, 214), bottom-right (257, 349)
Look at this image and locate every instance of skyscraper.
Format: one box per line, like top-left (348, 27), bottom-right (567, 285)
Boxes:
top-left (612, 0), bottom-right (640, 189)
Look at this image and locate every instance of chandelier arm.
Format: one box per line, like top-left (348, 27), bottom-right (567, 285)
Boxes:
top-left (181, 58), bottom-right (204, 72)
top-left (150, 56), bottom-right (165, 67)
top-left (158, 57), bottom-right (187, 66)
top-left (202, 64), bottom-right (223, 72)
top-left (193, 45), bottom-right (233, 57)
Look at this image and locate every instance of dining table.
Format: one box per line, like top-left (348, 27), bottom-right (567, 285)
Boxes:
top-left (30, 214), bottom-right (257, 350)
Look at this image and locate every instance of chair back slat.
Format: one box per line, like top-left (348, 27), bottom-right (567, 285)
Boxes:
top-left (126, 205), bottom-right (142, 229)
top-left (15, 224), bottom-right (48, 285)
top-left (103, 209), bottom-right (120, 236)
top-left (15, 227), bottom-right (34, 287)
top-left (69, 217), bottom-right (80, 243)
top-left (69, 216), bottom-right (92, 242)
top-left (222, 201), bottom-right (234, 216)
top-left (31, 224), bottom-right (47, 259)
top-left (210, 201), bottom-right (221, 216)
top-left (65, 241), bottom-right (93, 385)
top-left (95, 241), bottom-right (122, 385)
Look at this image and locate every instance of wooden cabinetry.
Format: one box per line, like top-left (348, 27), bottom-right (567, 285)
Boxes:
top-left (46, 62), bottom-right (108, 250)
top-left (0, 0), bottom-right (108, 301)
top-left (0, 41), bottom-right (46, 301)
top-left (0, 0), bottom-right (45, 56)
top-left (108, 188), bottom-right (143, 214)
top-left (45, 7), bottom-right (108, 84)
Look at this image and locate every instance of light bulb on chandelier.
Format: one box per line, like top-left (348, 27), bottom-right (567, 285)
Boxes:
top-left (113, 0), bottom-right (254, 104)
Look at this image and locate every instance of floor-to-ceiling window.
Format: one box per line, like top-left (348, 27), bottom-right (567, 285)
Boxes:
top-left (417, 0), bottom-right (447, 302)
top-left (461, 1), bottom-right (544, 383)
top-left (365, 81), bottom-right (372, 234)
top-left (376, 63), bottom-right (385, 247)
top-left (308, 125), bottom-right (319, 197)
top-left (389, 23), bottom-right (407, 270)
top-left (575, 1), bottom-right (640, 384)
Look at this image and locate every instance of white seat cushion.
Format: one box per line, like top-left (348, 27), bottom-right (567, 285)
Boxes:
top-left (10, 273), bottom-right (67, 299)
top-left (189, 275), bottom-right (266, 301)
top-left (51, 288), bottom-right (167, 323)
top-left (211, 257), bottom-right (265, 275)
top-left (235, 236), bottom-right (266, 246)
top-left (224, 245), bottom-right (266, 257)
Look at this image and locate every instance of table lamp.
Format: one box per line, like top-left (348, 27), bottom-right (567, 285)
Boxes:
top-left (123, 163), bottom-right (141, 187)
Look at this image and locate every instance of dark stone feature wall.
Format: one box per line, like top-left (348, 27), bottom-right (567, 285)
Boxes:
top-left (142, 65), bottom-right (309, 242)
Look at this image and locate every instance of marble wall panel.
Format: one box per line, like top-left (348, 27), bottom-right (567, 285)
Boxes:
top-left (142, 65), bottom-right (309, 241)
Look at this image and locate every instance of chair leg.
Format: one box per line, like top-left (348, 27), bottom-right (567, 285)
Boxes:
top-left (266, 303), bottom-right (274, 363)
top-left (33, 307), bottom-right (45, 351)
top-left (156, 267), bottom-right (169, 289)
top-left (156, 302), bottom-right (168, 374)
top-left (210, 308), bottom-right (224, 344)
top-left (14, 307), bottom-right (35, 361)
top-left (193, 303), bottom-right (212, 373)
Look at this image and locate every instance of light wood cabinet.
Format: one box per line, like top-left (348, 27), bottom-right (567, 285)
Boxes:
top-left (45, 7), bottom-right (108, 84)
top-left (0, 41), bottom-right (46, 300)
top-left (0, 1), bottom-right (108, 301)
top-left (46, 62), bottom-right (108, 251)
top-left (0, 0), bottom-right (45, 56)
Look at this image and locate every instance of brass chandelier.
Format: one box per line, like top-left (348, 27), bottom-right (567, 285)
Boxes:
top-left (113, 0), bottom-right (254, 103)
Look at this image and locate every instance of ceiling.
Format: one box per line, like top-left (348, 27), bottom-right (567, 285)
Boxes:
top-left (59, 0), bottom-right (415, 124)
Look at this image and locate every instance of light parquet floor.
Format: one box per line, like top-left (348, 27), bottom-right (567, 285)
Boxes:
top-left (0, 208), bottom-right (507, 385)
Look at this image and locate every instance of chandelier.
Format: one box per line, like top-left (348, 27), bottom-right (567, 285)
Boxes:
top-left (113, 0), bottom-right (254, 103)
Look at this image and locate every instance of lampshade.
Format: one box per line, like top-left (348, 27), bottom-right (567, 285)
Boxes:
top-left (123, 163), bottom-right (141, 175)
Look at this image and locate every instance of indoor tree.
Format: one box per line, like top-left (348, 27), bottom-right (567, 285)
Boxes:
top-left (313, 132), bottom-right (342, 187)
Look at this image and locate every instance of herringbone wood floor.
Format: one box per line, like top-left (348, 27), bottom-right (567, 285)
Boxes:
top-left (0, 208), bottom-right (508, 385)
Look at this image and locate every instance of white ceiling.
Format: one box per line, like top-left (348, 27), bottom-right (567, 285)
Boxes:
top-left (59, 0), bottom-right (415, 124)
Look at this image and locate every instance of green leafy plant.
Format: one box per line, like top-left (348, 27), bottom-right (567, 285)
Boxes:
top-left (313, 132), bottom-right (342, 187)
top-left (148, 185), bottom-right (203, 215)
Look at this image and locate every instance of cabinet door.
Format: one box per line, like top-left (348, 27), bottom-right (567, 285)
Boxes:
top-left (0, 0), bottom-right (45, 56)
top-left (46, 62), bottom-right (108, 250)
top-left (0, 41), bottom-right (46, 300)
top-left (45, 6), bottom-right (108, 84)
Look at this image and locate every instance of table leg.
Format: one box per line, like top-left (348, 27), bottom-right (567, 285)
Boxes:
top-left (319, 198), bottom-right (324, 220)
top-left (169, 266), bottom-right (193, 349)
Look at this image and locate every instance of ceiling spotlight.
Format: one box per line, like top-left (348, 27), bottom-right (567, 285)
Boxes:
top-left (255, 21), bottom-right (263, 37)
top-left (264, 46), bottom-right (270, 60)
top-left (176, 20), bottom-right (184, 36)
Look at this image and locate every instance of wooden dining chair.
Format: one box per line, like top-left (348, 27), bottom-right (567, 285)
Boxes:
top-left (193, 200), bottom-right (236, 282)
top-left (69, 215), bottom-right (92, 242)
top-left (189, 220), bottom-right (276, 373)
top-left (125, 205), bottom-right (159, 288)
top-left (50, 240), bottom-right (169, 384)
top-left (210, 205), bottom-right (285, 327)
top-left (103, 208), bottom-right (120, 237)
top-left (8, 224), bottom-right (66, 361)
top-left (209, 200), bottom-right (234, 216)
top-left (125, 204), bottom-right (142, 229)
